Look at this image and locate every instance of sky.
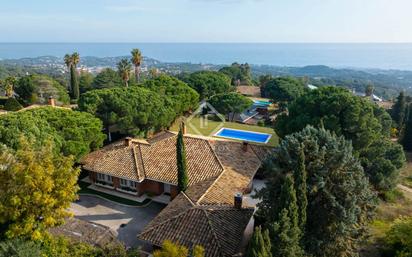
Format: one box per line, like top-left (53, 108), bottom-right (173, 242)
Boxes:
top-left (1, 0), bottom-right (412, 42)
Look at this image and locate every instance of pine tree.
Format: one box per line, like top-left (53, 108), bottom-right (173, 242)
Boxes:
top-left (246, 226), bottom-right (272, 257)
top-left (293, 145), bottom-right (307, 232)
top-left (176, 125), bottom-right (188, 192)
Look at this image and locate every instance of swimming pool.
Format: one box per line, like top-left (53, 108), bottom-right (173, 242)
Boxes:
top-left (253, 100), bottom-right (271, 107)
top-left (214, 128), bottom-right (272, 144)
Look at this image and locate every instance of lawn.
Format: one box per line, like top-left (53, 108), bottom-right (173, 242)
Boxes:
top-left (77, 181), bottom-right (151, 207)
top-left (170, 116), bottom-right (279, 146)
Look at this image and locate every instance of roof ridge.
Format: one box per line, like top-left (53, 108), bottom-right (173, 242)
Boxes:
top-left (132, 145), bottom-right (146, 181)
top-left (202, 209), bottom-right (224, 257)
top-left (181, 192), bottom-right (197, 206)
top-left (138, 203), bottom-right (198, 239)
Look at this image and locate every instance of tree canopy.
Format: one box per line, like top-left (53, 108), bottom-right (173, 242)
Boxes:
top-left (14, 74), bottom-right (70, 106)
top-left (274, 86), bottom-right (405, 192)
top-left (219, 63), bottom-right (253, 85)
top-left (209, 92), bottom-right (253, 121)
top-left (0, 107), bottom-right (105, 161)
top-left (180, 70), bottom-right (232, 99)
top-left (262, 77), bottom-right (305, 103)
top-left (91, 68), bottom-right (123, 89)
top-left (78, 86), bottom-right (176, 137)
top-left (143, 75), bottom-right (199, 115)
top-left (257, 126), bottom-right (377, 257)
top-left (0, 139), bottom-right (79, 240)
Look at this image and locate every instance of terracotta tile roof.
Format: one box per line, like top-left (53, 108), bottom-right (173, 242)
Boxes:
top-left (82, 132), bottom-right (225, 185)
top-left (82, 132), bottom-right (274, 257)
top-left (139, 135), bottom-right (224, 185)
top-left (236, 86), bottom-right (261, 97)
top-left (139, 194), bottom-right (254, 257)
top-left (48, 218), bottom-right (118, 247)
top-left (82, 140), bottom-right (141, 181)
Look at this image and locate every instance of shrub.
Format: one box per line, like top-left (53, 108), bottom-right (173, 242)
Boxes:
top-left (383, 217), bottom-right (412, 257)
top-left (4, 98), bottom-right (23, 111)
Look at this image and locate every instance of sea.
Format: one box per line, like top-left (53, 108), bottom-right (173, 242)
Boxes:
top-left (1, 43), bottom-right (412, 70)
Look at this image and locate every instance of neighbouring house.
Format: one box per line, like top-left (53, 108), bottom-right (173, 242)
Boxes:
top-left (236, 85), bottom-right (261, 98)
top-left (48, 218), bottom-right (118, 247)
top-left (81, 130), bottom-right (272, 256)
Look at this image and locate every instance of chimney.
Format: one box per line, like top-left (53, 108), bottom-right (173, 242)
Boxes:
top-left (234, 193), bottom-right (243, 209)
top-left (48, 97), bottom-right (56, 107)
top-left (242, 141), bottom-right (249, 152)
top-left (124, 137), bottom-right (133, 147)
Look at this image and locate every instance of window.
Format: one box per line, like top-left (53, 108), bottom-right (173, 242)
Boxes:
top-left (129, 181), bottom-right (137, 188)
top-left (106, 175), bottom-right (113, 182)
top-left (120, 179), bottom-right (128, 186)
top-left (97, 173), bottom-right (105, 181)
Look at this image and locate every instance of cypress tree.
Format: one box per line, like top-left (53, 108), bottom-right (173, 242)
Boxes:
top-left (270, 175), bottom-right (303, 257)
top-left (176, 125), bottom-right (188, 192)
top-left (392, 91), bottom-right (407, 131)
top-left (246, 226), bottom-right (272, 257)
top-left (401, 104), bottom-right (412, 151)
top-left (70, 64), bottom-right (79, 100)
top-left (293, 145), bottom-right (307, 232)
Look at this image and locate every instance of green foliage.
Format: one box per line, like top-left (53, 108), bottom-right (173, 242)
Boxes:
top-left (269, 208), bottom-right (304, 257)
top-left (401, 104), bottom-right (412, 151)
top-left (14, 74), bottom-right (70, 105)
top-left (257, 126), bottom-right (377, 257)
top-left (153, 240), bottom-right (204, 257)
top-left (79, 71), bottom-right (94, 94)
top-left (92, 68), bottom-right (123, 89)
top-left (143, 75), bottom-right (199, 115)
top-left (383, 217), bottom-right (412, 257)
top-left (177, 127), bottom-right (188, 192)
top-left (4, 98), bottom-right (22, 111)
top-left (0, 107), bottom-right (105, 161)
top-left (180, 70), bottom-right (233, 99)
top-left (78, 86), bottom-right (176, 136)
top-left (131, 48), bottom-right (142, 83)
top-left (219, 63), bottom-right (253, 85)
top-left (365, 84), bottom-right (374, 96)
top-left (262, 77), bottom-right (305, 103)
top-left (294, 147), bottom-right (307, 231)
top-left (246, 226), bottom-right (272, 257)
top-left (275, 86), bottom-right (404, 192)
top-left (269, 175), bottom-right (303, 257)
top-left (117, 59), bottom-right (132, 87)
top-left (14, 76), bottom-right (36, 105)
top-left (0, 238), bottom-right (43, 257)
top-left (209, 92), bottom-right (253, 121)
top-left (0, 139), bottom-right (79, 240)
top-left (70, 65), bottom-right (79, 99)
top-left (392, 91), bottom-right (407, 130)
top-left (359, 139), bottom-right (405, 192)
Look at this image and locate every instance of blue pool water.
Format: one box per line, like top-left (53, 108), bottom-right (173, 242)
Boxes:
top-left (215, 128), bottom-right (271, 144)
top-left (253, 100), bottom-right (271, 107)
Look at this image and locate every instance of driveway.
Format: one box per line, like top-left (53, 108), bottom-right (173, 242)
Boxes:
top-left (70, 195), bottom-right (165, 247)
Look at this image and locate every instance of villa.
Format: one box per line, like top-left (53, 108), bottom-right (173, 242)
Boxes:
top-left (81, 129), bottom-right (272, 256)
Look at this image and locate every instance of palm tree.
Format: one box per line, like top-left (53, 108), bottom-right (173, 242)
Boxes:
top-left (117, 59), bottom-right (132, 87)
top-left (131, 48), bottom-right (142, 83)
top-left (71, 52), bottom-right (80, 67)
